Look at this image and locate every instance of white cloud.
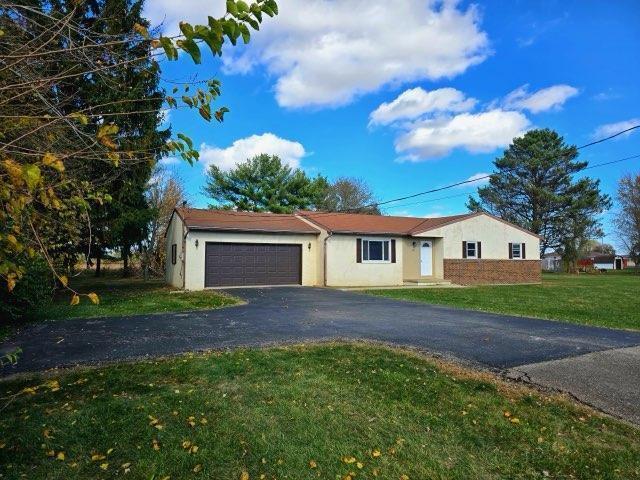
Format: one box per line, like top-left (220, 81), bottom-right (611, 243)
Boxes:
top-left (395, 109), bottom-right (530, 160)
top-left (369, 87), bottom-right (476, 126)
top-left (144, 1), bottom-right (225, 38)
top-left (216, 0), bottom-right (489, 108)
top-left (592, 118), bottom-right (640, 140)
top-left (461, 172), bottom-right (490, 187)
top-left (199, 133), bottom-right (306, 171)
top-left (159, 156), bottom-right (180, 166)
top-left (504, 84), bottom-right (578, 113)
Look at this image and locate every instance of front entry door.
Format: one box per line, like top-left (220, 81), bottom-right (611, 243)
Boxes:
top-left (420, 241), bottom-right (432, 276)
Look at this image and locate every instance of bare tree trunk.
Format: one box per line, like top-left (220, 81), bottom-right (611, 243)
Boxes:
top-left (122, 246), bottom-right (130, 278)
top-left (95, 251), bottom-right (101, 277)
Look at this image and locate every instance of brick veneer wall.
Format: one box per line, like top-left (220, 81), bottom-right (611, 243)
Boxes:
top-left (443, 259), bottom-right (541, 285)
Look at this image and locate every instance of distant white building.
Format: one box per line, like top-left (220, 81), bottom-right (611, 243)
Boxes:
top-left (541, 251), bottom-right (562, 271)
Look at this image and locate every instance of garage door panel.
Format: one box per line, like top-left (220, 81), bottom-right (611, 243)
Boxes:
top-left (205, 242), bottom-right (302, 287)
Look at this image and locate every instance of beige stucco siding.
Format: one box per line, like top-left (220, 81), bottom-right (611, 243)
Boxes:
top-left (325, 235), bottom-right (404, 286)
top-left (183, 231), bottom-right (319, 290)
top-left (402, 237), bottom-right (444, 279)
top-left (414, 214), bottom-right (540, 260)
top-left (165, 213), bottom-right (185, 288)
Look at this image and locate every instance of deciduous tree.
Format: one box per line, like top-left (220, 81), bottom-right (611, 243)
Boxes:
top-left (316, 177), bottom-right (380, 214)
top-left (616, 172), bottom-right (640, 263)
top-left (0, 0), bottom-right (277, 301)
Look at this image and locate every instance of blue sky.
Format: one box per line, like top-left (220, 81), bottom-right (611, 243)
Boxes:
top-left (145, 0), bottom-right (639, 249)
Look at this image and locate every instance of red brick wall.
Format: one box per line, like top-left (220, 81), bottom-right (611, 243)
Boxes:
top-left (443, 259), bottom-right (541, 285)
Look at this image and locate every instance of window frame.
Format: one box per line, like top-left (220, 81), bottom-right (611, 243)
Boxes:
top-left (362, 237), bottom-right (391, 264)
top-left (465, 241), bottom-right (478, 259)
top-left (511, 242), bottom-right (522, 259)
top-left (171, 244), bottom-right (177, 265)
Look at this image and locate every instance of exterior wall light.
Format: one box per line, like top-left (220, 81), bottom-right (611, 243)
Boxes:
top-left (308, 242), bottom-right (312, 250)
top-left (195, 239), bottom-right (199, 248)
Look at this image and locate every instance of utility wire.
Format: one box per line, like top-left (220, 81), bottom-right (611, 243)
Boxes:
top-left (189, 124), bottom-right (640, 223)
top-left (368, 125), bottom-right (640, 210)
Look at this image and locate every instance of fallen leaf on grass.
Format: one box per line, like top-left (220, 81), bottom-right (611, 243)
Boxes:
top-left (309, 460), bottom-right (317, 468)
top-left (342, 456), bottom-right (356, 464)
top-left (240, 470), bottom-right (249, 480)
top-left (91, 453), bottom-right (106, 461)
top-left (56, 452), bottom-right (65, 461)
top-left (372, 449), bottom-right (381, 458)
top-left (100, 463), bottom-right (109, 470)
top-left (193, 464), bottom-right (202, 473)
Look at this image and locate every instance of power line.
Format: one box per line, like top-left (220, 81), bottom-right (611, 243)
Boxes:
top-left (189, 124), bottom-right (640, 223)
top-left (368, 124), bottom-right (640, 210)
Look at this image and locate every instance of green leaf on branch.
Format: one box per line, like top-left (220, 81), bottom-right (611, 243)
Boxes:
top-left (226, 0), bottom-right (238, 16)
top-left (177, 133), bottom-right (194, 149)
top-left (214, 107), bottom-right (229, 122)
top-left (236, 1), bottom-right (249, 13)
top-left (198, 104), bottom-right (211, 121)
top-left (69, 112), bottom-right (89, 125)
top-left (179, 38), bottom-right (201, 64)
top-left (22, 164), bottom-right (41, 191)
top-left (179, 21), bottom-right (195, 37)
top-left (159, 37), bottom-right (178, 60)
top-left (133, 22), bottom-right (150, 39)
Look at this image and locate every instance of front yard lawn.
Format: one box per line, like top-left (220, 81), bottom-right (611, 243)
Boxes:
top-left (1, 343), bottom-right (638, 479)
top-left (42, 273), bottom-right (240, 321)
top-left (366, 272), bottom-right (640, 330)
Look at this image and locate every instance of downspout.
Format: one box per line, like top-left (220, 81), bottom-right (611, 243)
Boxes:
top-left (323, 231), bottom-right (333, 287)
top-left (181, 223), bottom-right (187, 290)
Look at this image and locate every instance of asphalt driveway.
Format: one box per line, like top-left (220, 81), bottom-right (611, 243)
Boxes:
top-left (2, 287), bottom-right (640, 422)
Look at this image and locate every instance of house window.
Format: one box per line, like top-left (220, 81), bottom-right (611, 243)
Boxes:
top-left (363, 239), bottom-right (390, 263)
top-left (465, 241), bottom-right (478, 259)
top-left (171, 244), bottom-right (177, 265)
top-left (511, 242), bottom-right (521, 259)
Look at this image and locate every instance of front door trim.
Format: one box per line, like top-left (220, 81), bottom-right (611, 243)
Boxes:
top-left (420, 240), bottom-right (433, 276)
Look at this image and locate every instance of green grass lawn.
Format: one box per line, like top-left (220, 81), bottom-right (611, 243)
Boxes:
top-left (41, 272), bottom-right (240, 321)
top-left (366, 271), bottom-right (640, 331)
top-left (1, 344), bottom-right (638, 479)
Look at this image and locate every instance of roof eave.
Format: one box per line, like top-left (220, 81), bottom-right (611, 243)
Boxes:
top-left (185, 225), bottom-right (320, 235)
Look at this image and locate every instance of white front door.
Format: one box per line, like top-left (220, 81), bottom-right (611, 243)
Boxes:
top-left (420, 241), bottom-right (432, 276)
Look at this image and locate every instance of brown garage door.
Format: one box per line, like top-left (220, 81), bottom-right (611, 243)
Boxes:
top-left (205, 242), bottom-right (302, 287)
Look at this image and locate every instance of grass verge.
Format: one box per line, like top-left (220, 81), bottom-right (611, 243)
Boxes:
top-left (0, 343), bottom-right (638, 479)
top-left (42, 273), bottom-right (240, 321)
top-left (366, 272), bottom-right (640, 330)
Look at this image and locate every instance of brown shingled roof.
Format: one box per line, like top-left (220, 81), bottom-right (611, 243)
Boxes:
top-left (175, 208), bottom-right (320, 234)
top-left (298, 211), bottom-right (475, 235)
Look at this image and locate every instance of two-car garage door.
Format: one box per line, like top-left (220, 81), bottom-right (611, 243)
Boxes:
top-left (204, 242), bottom-right (302, 287)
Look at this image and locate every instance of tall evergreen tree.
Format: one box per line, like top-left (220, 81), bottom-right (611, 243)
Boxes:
top-left (467, 129), bottom-right (611, 258)
top-left (204, 154), bottom-right (329, 213)
top-left (72, 0), bottom-right (169, 276)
